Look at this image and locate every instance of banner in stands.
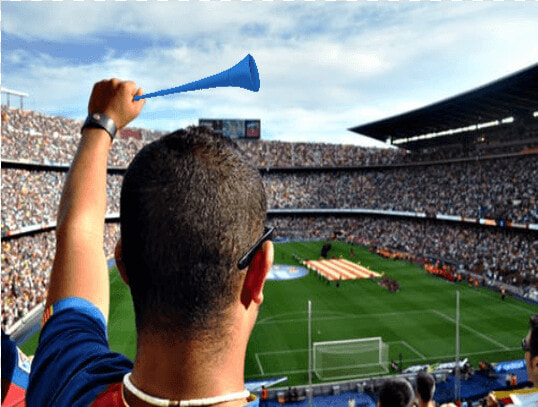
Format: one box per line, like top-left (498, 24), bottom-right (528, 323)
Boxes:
top-left (403, 364), bottom-right (431, 374)
top-left (199, 119), bottom-right (261, 139)
top-left (494, 359), bottom-right (525, 373)
top-left (118, 128), bottom-right (141, 140)
top-left (431, 359), bottom-right (468, 372)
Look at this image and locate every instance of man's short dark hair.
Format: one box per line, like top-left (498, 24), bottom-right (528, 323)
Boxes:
top-left (120, 127), bottom-right (266, 340)
top-left (379, 379), bottom-right (414, 407)
top-left (416, 371), bottom-right (435, 403)
top-left (530, 314), bottom-right (538, 357)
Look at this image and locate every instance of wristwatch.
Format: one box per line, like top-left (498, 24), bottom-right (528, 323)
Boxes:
top-left (81, 112), bottom-right (117, 140)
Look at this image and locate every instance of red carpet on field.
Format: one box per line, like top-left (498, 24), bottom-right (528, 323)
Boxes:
top-left (302, 258), bottom-right (381, 281)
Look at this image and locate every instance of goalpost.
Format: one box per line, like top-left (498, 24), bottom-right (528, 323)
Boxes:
top-left (313, 337), bottom-right (389, 380)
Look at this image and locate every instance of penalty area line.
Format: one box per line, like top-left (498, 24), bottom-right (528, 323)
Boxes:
top-left (388, 340), bottom-right (427, 360)
top-left (431, 310), bottom-right (509, 350)
top-left (255, 353), bottom-right (265, 375)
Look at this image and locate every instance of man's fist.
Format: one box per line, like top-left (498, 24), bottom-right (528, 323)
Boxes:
top-left (88, 79), bottom-right (145, 130)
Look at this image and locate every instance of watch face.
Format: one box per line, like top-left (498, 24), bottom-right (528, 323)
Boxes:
top-left (82, 113), bottom-right (116, 139)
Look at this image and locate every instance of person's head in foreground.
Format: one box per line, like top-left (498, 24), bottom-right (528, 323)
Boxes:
top-left (523, 313), bottom-right (538, 387)
top-left (378, 378), bottom-right (414, 407)
top-left (415, 371), bottom-right (435, 407)
top-left (117, 126), bottom-right (274, 404)
top-left (487, 313), bottom-right (538, 407)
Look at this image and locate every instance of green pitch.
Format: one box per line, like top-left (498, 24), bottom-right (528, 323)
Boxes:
top-left (21, 241), bottom-right (536, 386)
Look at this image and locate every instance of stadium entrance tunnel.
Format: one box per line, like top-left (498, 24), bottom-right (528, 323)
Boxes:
top-left (267, 265), bottom-right (309, 280)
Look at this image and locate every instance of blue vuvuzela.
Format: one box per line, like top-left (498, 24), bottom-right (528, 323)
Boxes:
top-left (134, 54), bottom-right (260, 101)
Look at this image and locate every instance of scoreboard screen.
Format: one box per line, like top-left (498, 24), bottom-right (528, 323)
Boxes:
top-left (199, 119), bottom-right (261, 139)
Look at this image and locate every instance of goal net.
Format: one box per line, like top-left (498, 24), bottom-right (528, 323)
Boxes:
top-left (313, 337), bottom-right (389, 380)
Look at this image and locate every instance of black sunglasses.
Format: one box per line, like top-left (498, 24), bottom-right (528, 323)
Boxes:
top-left (522, 337), bottom-right (531, 353)
top-left (237, 227), bottom-right (274, 270)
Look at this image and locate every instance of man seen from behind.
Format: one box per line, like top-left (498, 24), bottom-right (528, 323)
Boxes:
top-left (27, 79), bottom-right (273, 407)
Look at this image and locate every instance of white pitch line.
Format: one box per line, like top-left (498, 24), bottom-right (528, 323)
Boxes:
top-left (473, 288), bottom-right (535, 313)
top-left (257, 348), bottom-right (308, 356)
top-left (404, 346), bottom-right (521, 364)
top-left (245, 347), bottom-right (521, 380)
top-left (255, 353), bottom-right (265, 375)
top-left (257, 309), bottom-right (427, 326)
top-left (396, 340), bottom-right (427, 360)
top-left (431, 310), bottom-right (509, 350)
top-left (245, 348), bottom-right (521, 380)
top-left (246, 367), bottom-right (309, 379)
top-left (257, 309), bottom-right (349, 324)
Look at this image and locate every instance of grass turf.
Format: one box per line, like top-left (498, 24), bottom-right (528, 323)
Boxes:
top-left (20, 241), bottom-right (536, 387)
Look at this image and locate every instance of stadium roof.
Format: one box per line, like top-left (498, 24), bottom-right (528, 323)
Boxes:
top-left (349, 64), bottom-right (538, 148)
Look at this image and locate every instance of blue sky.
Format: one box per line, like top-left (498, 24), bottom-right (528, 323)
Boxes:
top-left (1, 2), bottom-right (537, 147)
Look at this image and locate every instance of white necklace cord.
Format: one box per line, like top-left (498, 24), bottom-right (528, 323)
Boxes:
top-left (122, 373), bottom-right (251, 407)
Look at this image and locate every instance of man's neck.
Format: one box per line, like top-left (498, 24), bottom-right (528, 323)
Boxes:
top-left (125, 331), bottom-right (249, 407)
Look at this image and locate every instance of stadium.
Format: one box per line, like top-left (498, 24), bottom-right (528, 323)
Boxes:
top-left (2, 60), bottom-right (537, 406)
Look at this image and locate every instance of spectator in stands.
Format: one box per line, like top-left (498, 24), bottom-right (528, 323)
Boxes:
top-left (260, 385), bottom-right (268, 406)
top-left (1, 224), bottom-right (119, 331)
top-left (415, 371), bottom-right (436, 407)
top-left (487, 314), bottom-right (538, 406)
top-left (27, 79), bottom-right (273, 406)
top-left (378, 378), bottom-right (414, 407)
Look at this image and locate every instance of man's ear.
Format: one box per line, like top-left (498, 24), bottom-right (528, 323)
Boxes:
top-left (115, 239), bottom-right (129, 286)
top-left (240, 241), bottom-right (274, 309)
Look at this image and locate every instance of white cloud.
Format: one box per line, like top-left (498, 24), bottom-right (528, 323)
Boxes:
top-left (2, 1), bottom-right (538, 147)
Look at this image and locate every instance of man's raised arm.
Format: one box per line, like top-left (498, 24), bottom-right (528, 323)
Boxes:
top-left (45, 80), bottom-right (145, 321)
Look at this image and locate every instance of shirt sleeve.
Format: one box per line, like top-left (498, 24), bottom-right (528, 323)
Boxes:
top-left (26, 297), bottom-right (133, 407)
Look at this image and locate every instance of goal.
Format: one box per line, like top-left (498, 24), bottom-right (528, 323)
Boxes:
top-left (313, 337), bottom-right (389, 380)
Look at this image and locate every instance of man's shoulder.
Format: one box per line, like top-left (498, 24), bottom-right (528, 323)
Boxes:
top-left (41, 296), bottom-right (107, 329)
top-left (28, 297), bottom-right (133, 407)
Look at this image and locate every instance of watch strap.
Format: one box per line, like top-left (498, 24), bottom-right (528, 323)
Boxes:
top-left (81, 112), bottom-right (117, 140)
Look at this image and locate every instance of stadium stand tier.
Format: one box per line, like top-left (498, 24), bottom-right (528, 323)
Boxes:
top-left (2, 104), bottom-right (537, 332)
top-left (349, 63), bottom-right (538, 151)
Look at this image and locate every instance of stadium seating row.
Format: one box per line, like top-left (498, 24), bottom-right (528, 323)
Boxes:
top-left (2, 215), bottom-right (536, 330)
top-left (2, 153), bottom-right (537, 234)
top-left (3, 106), bottom-right (537, 168)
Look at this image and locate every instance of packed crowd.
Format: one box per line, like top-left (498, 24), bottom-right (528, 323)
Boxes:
top-left (398, 121), bottom-right (538, 162)
top-left (264, 155), bottom-right (538, 223)
top-left (3, 153), bottom-right (536, 233)
top-left (268, 215), bottom-right (537, 290)
top-left (1, 169), bottom-right (122, 232)
top-left (4, 106), bottom-right (535, 169)
top-left (1, 106), bottom-right (406, 167)
top-left (1, 107), bottom-right (161, 168)
top-left (1, 223), bottom-right (119, 330)
top-left (238, 139), bottom-right (407, 167)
